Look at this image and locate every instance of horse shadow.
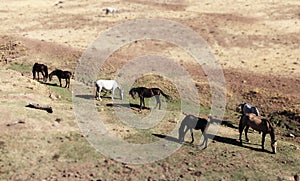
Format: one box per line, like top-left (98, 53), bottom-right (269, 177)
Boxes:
top-left (39, 82), bottom-right (58, 87)
top-left (152, 133), bottom-right (180, 143)
top-left (152, 133), bottom-right (272, 154)
top-left (106, 103), bottom-right (151, 110)
top-left (75, 94), bottom-right (95, 100)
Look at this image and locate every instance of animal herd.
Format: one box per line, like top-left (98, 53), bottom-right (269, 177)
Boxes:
top-left (32, 62), bottom-right (72, 88)
top-left (32, 62), bottom-right (277, 154)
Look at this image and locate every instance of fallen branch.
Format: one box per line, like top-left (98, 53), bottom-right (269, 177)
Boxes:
top-left (26, 103), bottom-right (53, 113)
top-left (6, 120), bottom-right (25, 126)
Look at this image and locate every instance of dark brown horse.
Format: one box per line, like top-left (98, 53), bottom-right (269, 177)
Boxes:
top-left (129, 87), bottom-right (170, 111)
top-left (178, 114), bottom-right (209, 149)
top-left (32, 63), bottom-right (48, 82)
top-left (239, 113), bottom-right (277, 154)
top-left (49, 69), bottom-right (72, 88)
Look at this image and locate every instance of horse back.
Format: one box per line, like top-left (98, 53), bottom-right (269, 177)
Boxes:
top-left (243, 113), bottom-right (268, 132)
top-left (183, 115), bottom-right (208, 132)
top-left (95, 80), bottom-right (117, 90)
top-left (63, 71), bottom-right (72, 78)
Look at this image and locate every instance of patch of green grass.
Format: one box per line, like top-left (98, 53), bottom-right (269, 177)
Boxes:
top-left (48, 84), bottom-right (72, 102)
top-left (57, 132), bottom-right (100, 162)
top-left (124, 129), bottom-right (159, 144)
top-left (8, 63), bottom-right (32, 73)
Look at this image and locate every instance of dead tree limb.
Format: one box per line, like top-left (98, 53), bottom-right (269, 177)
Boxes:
top-left (26, 103), bottom-right (53, 113)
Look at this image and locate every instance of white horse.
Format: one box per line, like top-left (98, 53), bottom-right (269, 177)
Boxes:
top-left (103, 7), bottom-right (118, 15)
top-left (94, 80), bottom-right (123, 101)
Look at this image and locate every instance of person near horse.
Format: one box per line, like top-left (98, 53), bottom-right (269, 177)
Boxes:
top-left (239, 113), bottom-right (277, 154)
top-left (94, 80), bottom-right (123, 101)
top-left (129, 87), bottom-right (170, 112)
top-left (49, 69), bottom-right (72, 88)
top-left (32, 63), bottom-right (48, 82)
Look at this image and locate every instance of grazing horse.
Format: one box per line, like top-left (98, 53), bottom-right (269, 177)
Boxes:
top-left (103, 7), bottom-right (118, 15)
top-left (239, 113), bottom-right (277, 154)
top-left (236, 102), bottom-right (260, 116)
top-left (178, 114), bottom-right (209, 149)
top-left (32, 63), bottom-right (48, 82)
top-left (129, 87), bottom-right (170, 111)
top-left (94, 80), bottom-right (123, 101)
top-left (49, 69), bottom-right (72, 88)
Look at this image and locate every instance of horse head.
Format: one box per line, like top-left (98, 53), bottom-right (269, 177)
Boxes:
top-left (236, 103), bottom-right (244, 113)
top-left (129, 88), bottom-right (137, 99)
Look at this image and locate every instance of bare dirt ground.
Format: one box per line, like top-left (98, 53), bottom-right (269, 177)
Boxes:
top-left (0, 0), bottom-right (299, 180)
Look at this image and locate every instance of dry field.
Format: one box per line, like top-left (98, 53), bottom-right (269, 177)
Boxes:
top-left (0, 0), bottom-right (299, 180)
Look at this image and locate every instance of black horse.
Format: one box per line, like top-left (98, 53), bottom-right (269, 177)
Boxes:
top-left (49, 69), bottom-right (72, 88)
top-left (178, 114), bottom-right (209, 149)
top-left (32, 63), bottom-right (48, 82)
top-left (129, 87), bottom-right (170, 111)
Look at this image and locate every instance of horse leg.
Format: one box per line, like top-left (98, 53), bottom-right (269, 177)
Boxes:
top-left (67, 78), bottom-right (70, 88)
top-left (179, 126), bottom-right (189, 143)
top-left (59, 78), bottom-right (62, 87)
top-left (200, 133), bottom-right (208, 149)
top-left (155, 95), bottom-right (161, 109)
top-left (190, 128), bottom-right (194, 144)
top-left (238, 117), bottom-right (245, 143)
top-left (111, 88), bottom-right (115, 101)
top-left (261, 132), bottom-right (266, 151)
top-left (41, 71), bottom-right (45, 82)
top-left (98, 87), bottom-right (102, 101)
top-left (245, 125), bottom-right (250, 142)
top-left (64, 78), bottom-right (68, 88)
top-left (139, 97), bottom-right (143, 111)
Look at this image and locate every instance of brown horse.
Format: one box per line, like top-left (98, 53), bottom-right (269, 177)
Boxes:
top-left (129, 87), bottom-right (170, 111)
top-left (178, 114), bottom-right (209, 149)
top-left (239, 113), bottom-right (277, 154)
top-left (49, 69), bottom-right (72, 88)
top-left (32, 63), bottom-right (48, 82)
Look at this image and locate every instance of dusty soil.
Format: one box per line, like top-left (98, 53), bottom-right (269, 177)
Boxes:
top-left (0, 0), bottom-right (299, 180)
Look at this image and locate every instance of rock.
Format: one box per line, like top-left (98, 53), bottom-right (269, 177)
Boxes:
top-left (287, 133), bottom-right (295, 138)
top-left (55, 118), bottom-right (62, 123)
top-left (187, 167), bottom-right (195, 171)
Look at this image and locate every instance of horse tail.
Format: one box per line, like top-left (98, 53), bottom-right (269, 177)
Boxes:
top-left (160, 90), bottom-right (171, 100)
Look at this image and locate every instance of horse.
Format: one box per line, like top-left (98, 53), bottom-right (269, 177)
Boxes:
top-left (236, 102), bottom-right (260, 116)
top-left (239, 113), bottom-right (277, 154)
top-left (129, 87), bottom-right (170, 111)
top-left (49, 69), bottom-right (72, 88)
top-left (103, 7), bottom-right (118, 15)
top-left (178, 114), bottom-right (209, 149)
top-left (94, 80), bottom-right (123, 101)
top-left (32, 63), bottom-right (48, 82)
top-left (237, 102), bottom-right (261, 134)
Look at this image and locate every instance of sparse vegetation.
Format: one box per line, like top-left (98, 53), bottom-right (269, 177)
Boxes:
top-left (0, 0), bottom-right (299, 180)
